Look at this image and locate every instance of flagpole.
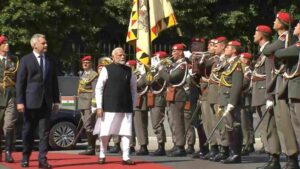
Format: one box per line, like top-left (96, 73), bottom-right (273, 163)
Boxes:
top-left (146, 0), bottom-right (152, 66)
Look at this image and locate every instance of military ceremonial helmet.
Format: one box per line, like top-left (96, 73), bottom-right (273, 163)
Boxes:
top-left (98, 57), bottom-right (112, 67)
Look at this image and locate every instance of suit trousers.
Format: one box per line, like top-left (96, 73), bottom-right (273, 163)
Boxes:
top-left (150, 106), bottom-right (166, 143)
top-left (134, 110), bottom-right (148, 146)
top-left (169, 102), bottom-right (186, 146)
top-left (81, 109), bottom-right (96, 133)
top-left (288, 99), bottom-right (300, 150)
top-left (274, 98), bottom-right (298, 156)
top-left (22, 101), bottom-right (51, 161)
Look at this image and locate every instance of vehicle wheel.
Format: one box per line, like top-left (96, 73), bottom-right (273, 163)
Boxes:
top-left (49, 121), bottom-right (77, 150)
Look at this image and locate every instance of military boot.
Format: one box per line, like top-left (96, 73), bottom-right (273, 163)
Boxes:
top-left (5, 130), bottom-right (15, 163)
top-left (151, 143), bottom-right (166, 156)
top-left (191, 145), bottom-right (209, 158)
top-left (186, 145), bottom-right (195, 154)
top-left (220, 150), bottom-right (241, 164)
top-left (282, 155), bottom-right (300, 169)
top-left (79, 132), bottom-right (96, 155)
top-left (136, 145), bottom-right (149, 156)
top-left (210, 146), bottom-right (229, 162)
top-left (256, 154), bottom-right (281, 169)
top-left (167, 146), bottom-right (187, 157)
top-left (200, 145), bottom-right (219, 160)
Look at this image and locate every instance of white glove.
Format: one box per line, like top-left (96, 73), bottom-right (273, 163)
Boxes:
top-left (156, 62), bottom-right (164, 71)
top-left (266, 100), bottom-right (274, 109)
top-left (91, 106), bottom-right (97, 114)
top-left (137, 62), bottom-right (146, 75)
top-left (224, 104), bottom-right (234, 116)
top-left (151, 56), bottom-right (159, 68)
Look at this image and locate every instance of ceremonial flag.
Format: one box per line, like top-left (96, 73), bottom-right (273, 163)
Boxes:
top-left (127, 0), bottom-right (178, 65)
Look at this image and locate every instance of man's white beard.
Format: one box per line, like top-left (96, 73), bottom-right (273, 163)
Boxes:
top-left (118, 60), bottom-right (126, 65)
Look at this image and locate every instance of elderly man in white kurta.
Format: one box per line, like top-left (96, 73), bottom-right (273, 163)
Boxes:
top-left (95, 47), bottom-right (137, 165)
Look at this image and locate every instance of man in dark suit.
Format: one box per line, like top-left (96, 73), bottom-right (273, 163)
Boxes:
top-left (16, 34), bottom-right (60, 169)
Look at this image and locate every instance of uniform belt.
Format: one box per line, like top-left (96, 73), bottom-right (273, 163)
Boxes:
top-left (252, 76), bottom-right (266, 81)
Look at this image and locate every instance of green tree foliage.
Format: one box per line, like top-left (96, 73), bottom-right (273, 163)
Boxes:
top-left (0, 0), bottom-right (299, 72)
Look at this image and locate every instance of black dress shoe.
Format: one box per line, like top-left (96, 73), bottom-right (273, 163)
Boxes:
top-left (98, 158), bottom-right (106, 164)
top-left (39, 160), bottom-right (52, 169)
top-left (122, 159), bottom-right (135, 165)
top-left (220, 154), bottom-right (241, 164)
top-left (21, 160), bottom-right (29, 168)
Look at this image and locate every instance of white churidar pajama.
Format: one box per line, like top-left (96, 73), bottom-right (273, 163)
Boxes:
top-left (94, 67), bottom-right (136, 160)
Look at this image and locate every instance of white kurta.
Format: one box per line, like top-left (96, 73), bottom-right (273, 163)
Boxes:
top-left (94, 66), bottom-right (137, 137)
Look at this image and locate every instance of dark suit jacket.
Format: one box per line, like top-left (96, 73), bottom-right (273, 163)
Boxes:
top-left (16, 52), bottom-right (60, 109)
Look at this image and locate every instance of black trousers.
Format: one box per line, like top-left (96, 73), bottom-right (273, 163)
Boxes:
top-left (22, 100), bottom-right (51, 161)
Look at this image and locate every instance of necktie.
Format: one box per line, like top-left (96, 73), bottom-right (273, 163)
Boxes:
top-left (39, 55), bottom-right (44, 79)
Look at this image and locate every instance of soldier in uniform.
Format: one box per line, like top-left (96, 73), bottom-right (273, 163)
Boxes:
top-left (239, 52), bottom-right (255, 155)
top-left (253, 25), bottom-right (281, 169)
top-left (262, 11), bottom-right (299, 169)
top-left (147, 51), bottom-right (169, 156)
top-left (274, 19), bottom-right (300, 169)
top-left (134, 60), bottom-right (149, 155)
top-left (206, 36), bottom-right (229, 162)
top-left (0, 35), bottom-right (19, 163)
top-left (157, 43), bottom-right (188, 157)
top-left (219, 40), bottom-right (243, 163)
top-left (188, 37), bottom-right (209, 157)
top-left (77, 55), bottom-right (98, 155)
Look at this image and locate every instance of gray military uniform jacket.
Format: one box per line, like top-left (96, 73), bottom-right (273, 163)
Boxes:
top-left (77, 69), bottom-right (98, 110)
top-left (275, 40), bottom-right (300, 99)
top-left (251, 42), bottom-right (269, 106)
top-left (134, 74), bottom-right (148, 111)
top-left (159, 57), bottom-right (188, 102)
top-left (149, 71), bottom-right (166, 107)
top-left (218, 56), bottom-right (243, 107)
top-left (0, 55), bottom-right (18, 107)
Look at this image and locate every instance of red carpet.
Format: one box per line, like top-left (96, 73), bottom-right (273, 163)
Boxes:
top-left (1, 152), bottom-right (172, 169)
